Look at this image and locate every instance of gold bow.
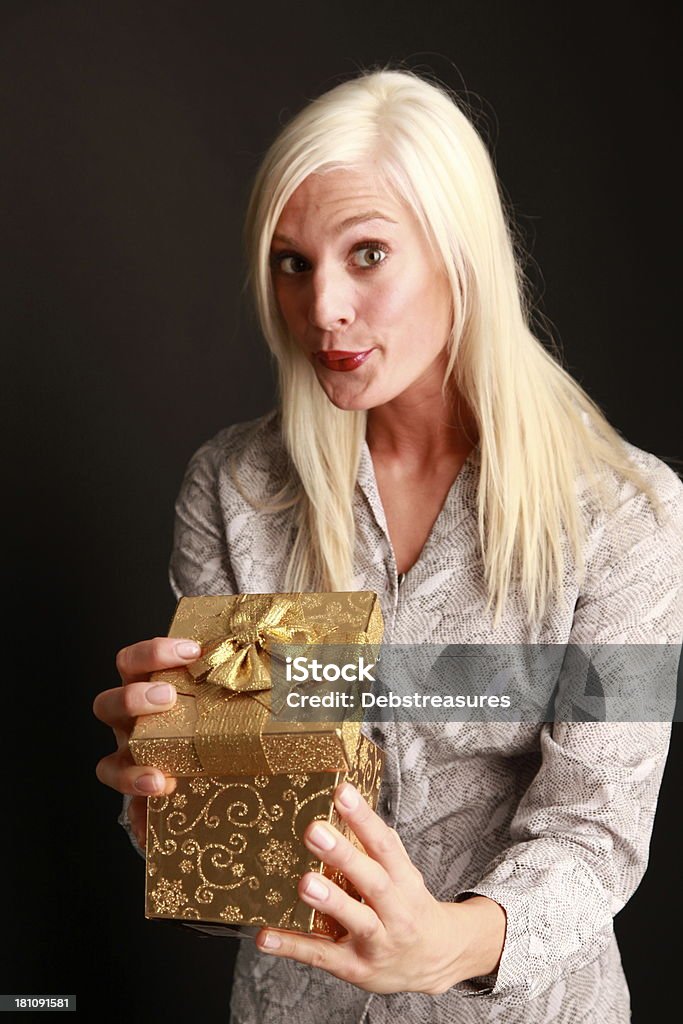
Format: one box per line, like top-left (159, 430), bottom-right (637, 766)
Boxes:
top-left (185, 594), bottom-right (367, 695)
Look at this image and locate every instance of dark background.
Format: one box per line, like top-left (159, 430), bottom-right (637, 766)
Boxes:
top-left (3, 1), bottom-right (680, 1020)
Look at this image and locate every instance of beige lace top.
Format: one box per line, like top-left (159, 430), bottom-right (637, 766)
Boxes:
top-left (121, 410), bottom-right (683, 1023)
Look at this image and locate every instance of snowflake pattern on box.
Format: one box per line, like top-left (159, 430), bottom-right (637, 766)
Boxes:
top-left (144, 737), bottom-right (382, 936)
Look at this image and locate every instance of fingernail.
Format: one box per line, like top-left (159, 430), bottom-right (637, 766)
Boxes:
top-left (303, 876), bottom-right (329, 901)
top-left (308, 823), bottom-right (336, 850)
top-left (134, 773), bottom-right (164, 795)
top-left (337, 783), bottom-right (359, 810)
top-left (146, 683), bottom-right (175, 705)
top-left (175, 640), bottom-right (201, 659)
top-left (261, 932), bottom-right (281, 950)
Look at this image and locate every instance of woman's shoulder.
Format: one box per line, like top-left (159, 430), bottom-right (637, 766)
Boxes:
top-left (195, 409), bottom-right (283, 461)
top-left (570, 440), bottom-right (683, 643)
top-left (572, 407), bottom-right (681, 519)
top-left (605, 439), bottom-right (683, 523)
top-left (180, 409), bottom-right (294, 502)
top-left (579, 438), bottom-right (683, 582)
top-left (189, 409), bottom-right (282, 468)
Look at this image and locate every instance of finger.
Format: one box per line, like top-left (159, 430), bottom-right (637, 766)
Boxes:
top-left (333, 783), bottom-right (416, 885)
top-left (297, 872), bottom-right (382, 944)
top-left (95, 746), bottom-right (177, 797)
top-left (304, 818), bottom-right (402, 926)
top-left (93, 680), bottom-right (178, 732)
top-left (255, 927), bottom-right (368, 988)
top-left (115, 637), bottom-right (202, 685)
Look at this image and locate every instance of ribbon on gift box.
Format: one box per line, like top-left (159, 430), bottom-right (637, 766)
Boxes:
top-left (129, 591), bottom-right (383, 777)
top-left (186, 593), bottom-right (368, 693)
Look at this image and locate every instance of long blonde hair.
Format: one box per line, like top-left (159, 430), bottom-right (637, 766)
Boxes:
top-left (243, 66), bottom-right (654, 623)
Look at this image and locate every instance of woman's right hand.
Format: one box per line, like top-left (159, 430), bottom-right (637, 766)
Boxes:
top-left (93, 637), bottom-right (202, 848)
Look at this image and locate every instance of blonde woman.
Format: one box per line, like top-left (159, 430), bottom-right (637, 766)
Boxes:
top-left (94, 68), bottom-right (683, 1023)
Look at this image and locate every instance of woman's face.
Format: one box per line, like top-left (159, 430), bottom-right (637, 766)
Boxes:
top-left (270, 166), bottom-right (454, 413)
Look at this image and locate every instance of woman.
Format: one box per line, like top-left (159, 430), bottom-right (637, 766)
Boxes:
top-left (94, 68), bottom-right (683, 1022)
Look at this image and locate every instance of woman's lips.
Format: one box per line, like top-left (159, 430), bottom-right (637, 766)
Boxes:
top-left (315, 349), bottom-right (374, 372)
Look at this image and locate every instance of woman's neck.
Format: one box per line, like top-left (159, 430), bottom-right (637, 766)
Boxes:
top-left (366, 385), bottom-right (477, 470)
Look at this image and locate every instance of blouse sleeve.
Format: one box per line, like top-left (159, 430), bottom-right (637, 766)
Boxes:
top-left (455, 458), bottom-right (683, 1003)
top-left (168, 434), bottom-right (239, 599)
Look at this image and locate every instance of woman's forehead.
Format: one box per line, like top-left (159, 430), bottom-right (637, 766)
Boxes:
top-left (276, 168), bottom-right (408, 232)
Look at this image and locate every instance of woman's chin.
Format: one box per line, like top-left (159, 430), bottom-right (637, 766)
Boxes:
top-left (317, 378), bottom-right (378, 413)
top-left (326, 397), bottom-right (367, 413)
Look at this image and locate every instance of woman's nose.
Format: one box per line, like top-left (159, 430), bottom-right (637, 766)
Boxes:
top-left (307, 267), bottom-right (355, 332)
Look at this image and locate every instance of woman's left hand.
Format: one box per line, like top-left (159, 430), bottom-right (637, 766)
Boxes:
top-left (255, 782), bottom-right (505, 995)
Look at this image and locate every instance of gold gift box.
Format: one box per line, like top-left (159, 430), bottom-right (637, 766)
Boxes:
top-left (129, 592), bottom-right (384, 938)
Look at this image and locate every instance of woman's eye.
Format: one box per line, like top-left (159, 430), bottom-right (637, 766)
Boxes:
top-left (352, 245), bottom-right (387, 268)
top-left (275, 254), bottom-right (310, 275)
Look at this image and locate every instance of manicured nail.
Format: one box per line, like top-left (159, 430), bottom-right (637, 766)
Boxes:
top-left (337, 783), bottom-right (359, 810)
top-left (134, 773), bottom-right (164, 794)
top-left (308, 823), bottom-right (336, 850)
top-left (303, 876), bottom-right (329, 901)
top-left (261, 932), bottom-right (281, 949)
top-left (146, 683), bottom-right (175, 705)
top-left (175, 640), bottom-right (201, 659)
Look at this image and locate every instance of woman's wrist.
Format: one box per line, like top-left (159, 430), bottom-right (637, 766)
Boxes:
top-left (431, 896), bottom-right (507, 994)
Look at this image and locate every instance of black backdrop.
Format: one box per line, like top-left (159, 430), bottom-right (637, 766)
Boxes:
top-left (3, 2), bottom-right (680, 1020)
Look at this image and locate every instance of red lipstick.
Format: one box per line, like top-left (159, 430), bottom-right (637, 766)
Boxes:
top-left (316, 349), bottom-right (374, 372)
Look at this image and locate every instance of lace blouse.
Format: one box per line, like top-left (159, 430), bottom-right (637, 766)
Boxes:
top-left (120, 410), bottom-right (683, 1023)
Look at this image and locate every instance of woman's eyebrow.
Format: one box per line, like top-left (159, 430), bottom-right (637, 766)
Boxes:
top-left (272, 211), bottom-right (398, 247)
top-left (333, 210), bottom-right (398, 234)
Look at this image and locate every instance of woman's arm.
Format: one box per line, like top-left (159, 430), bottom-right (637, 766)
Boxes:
top-left (448, 454), bottom-right (683, 1001)
top-left (168, 431), bottom-right (240, 599)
